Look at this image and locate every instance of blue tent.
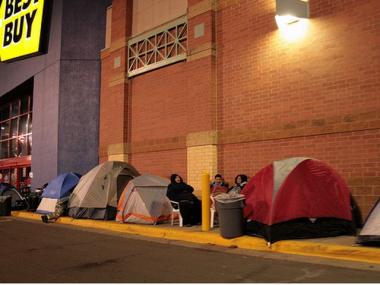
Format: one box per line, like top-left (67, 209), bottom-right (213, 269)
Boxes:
top-left (42, 172), bottom-right (81, 199)
top-left (36, 172), bottom-right (81, 214)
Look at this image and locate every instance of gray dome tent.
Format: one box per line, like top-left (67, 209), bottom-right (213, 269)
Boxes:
top-left (68, 161), bottom-right (140, 220)
top-left (357, 198), bottom-right (380, 246)
top-left (0, 183), bottom-right (27, 210)
top-left (116, 174), bottom-right (172, 224)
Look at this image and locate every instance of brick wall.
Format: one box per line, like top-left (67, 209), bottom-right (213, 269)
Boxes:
top-left (99, 0), bottom-right (132, 163)
top-left (219, 130), bottom-right (380, 214)
top-left (125, 0), bottom-right (217, 184)
top-left (100, 0), bottom-right (380, 217)
top-left (216, 0), bottom-right (380, 217)
top-left (129, 59), bottom-right (215, 142)
top-left (130, 149), bottom-right (187, 181)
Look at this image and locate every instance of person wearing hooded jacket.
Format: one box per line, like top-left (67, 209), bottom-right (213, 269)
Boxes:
top-left (167, 174), bottom-right (201, 226)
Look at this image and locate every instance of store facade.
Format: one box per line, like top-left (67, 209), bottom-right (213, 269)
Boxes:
top-left (100, 0), bottom-right (380, 217)
top-left (1, 0), bottom-right (378, 218)
top-left (0, 0), bottom-right (111, 189)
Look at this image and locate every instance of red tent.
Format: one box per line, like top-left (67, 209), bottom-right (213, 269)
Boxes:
top-left (242, 157), bottom-right (355, 243)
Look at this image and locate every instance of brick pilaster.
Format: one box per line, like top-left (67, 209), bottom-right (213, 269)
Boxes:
top-left (186, 0), bottom-right (219, 185)
top-left (99, 0), bottom-right (133, 163)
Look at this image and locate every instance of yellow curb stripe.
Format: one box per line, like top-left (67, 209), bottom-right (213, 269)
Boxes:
top-left (273, 240), bottom-right (380, 265)
top-left (13, 211), bottom-right (41, 220)
top-left (12, 211), bottom-right (271, 250)
top-left (12, 211), bottom-right (380, 265)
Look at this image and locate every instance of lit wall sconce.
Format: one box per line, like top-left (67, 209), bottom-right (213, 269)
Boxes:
top-left (275, 0), bottom-right (309, 25)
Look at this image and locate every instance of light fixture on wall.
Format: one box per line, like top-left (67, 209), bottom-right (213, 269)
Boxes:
top-left (275, 0), bottom-right (309, 25)
top-left (275, 0), bottom-right (310, 42)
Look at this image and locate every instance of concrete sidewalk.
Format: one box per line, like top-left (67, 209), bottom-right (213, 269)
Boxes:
top-left (12, 211), bottom-right (380, 265)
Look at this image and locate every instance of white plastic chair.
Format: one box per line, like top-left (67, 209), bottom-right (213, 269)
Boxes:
top-left (210, 195), bottom-right (216, 228)
top-left (170, 200), bottom-right (183, 227)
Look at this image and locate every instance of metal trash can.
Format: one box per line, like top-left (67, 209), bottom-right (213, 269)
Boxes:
top-left (0, 195), bottom-right (12, 216)
top-left (214, 194), bottom-right (245, 239)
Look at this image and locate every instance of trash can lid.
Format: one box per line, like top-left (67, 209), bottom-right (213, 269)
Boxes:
top-left (214, 193), bottom-right (245, 203)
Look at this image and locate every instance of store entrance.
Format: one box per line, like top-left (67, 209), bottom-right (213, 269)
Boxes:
top-left (0, 165), bottom-right (32, 190)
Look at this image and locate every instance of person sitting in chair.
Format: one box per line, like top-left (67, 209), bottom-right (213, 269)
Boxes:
top-left (166, 174), bottom-right (201, 226)
top-left (210, 174), bottom-right (229, 196)
top-left (228, 174), bottom-right (248, 194)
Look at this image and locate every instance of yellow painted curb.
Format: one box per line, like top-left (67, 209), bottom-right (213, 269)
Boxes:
top-left (12, 211), bottom-right (260, 248)
top-left (273, 240), bottom-right (380, 265)
top-left (13, 211), bottom-right (41, 221)
top-left (12, 211), bottom-right (380, 265)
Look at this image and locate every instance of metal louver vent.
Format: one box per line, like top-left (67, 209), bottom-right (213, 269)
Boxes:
top-left (128, 16), bottom-right (187, 77)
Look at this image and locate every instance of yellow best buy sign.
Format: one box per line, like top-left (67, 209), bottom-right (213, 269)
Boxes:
top-left (0, 0), bottom-right (46, 61)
